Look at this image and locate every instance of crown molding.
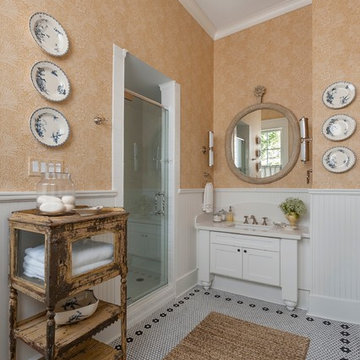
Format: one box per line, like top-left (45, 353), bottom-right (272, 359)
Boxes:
top-left (178, 0), bottom-right (217, 39)
top-left (179, 0), bottom-right (312, 41)
top-left (215, 0), bottom-right (312, 40)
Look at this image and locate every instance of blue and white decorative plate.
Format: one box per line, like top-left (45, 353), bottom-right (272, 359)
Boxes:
top-left (322, 114), bottom-right (356, 141)
top-left (29, 12), bottom-right (69, 56)
top-left (31, 61), bottom-right (70, 102)
top-left (30, 107), bottom-right (70, 147)
top-left (322, 146), bottom-right (356, 173)
top-left (322, 81), bottom-right (356, 109)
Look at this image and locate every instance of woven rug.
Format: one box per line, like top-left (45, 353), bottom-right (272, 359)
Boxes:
top-left (164, 312), bottom-right (310, 360)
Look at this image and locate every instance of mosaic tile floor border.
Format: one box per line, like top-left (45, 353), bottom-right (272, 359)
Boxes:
top-left (111, 287), bottom-right (360, 360)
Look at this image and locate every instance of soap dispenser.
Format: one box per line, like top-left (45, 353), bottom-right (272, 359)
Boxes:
top-left (226, 206), bottom-right (234, 222)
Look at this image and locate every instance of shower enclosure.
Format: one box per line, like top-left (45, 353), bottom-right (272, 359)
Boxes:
top-left (124, 90), bottom-right (169, 304)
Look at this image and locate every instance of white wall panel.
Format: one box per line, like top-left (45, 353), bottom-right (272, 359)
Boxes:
top-left (176, 190), bottom-right (203, 287)
top-left (309, 191), bottom-right (360, 323)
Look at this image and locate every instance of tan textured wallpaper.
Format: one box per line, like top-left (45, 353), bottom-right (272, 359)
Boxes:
top-left (0, 0), bottom-right (213, 191)
top-left (213, 6), bottom-right (312, 188)
top-left (312, 0), bottom-right (360, 188)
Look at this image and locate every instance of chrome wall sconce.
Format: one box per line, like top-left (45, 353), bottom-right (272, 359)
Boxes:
top-left (209, 131), bottom-right (214, 167)
top-left (299, 117), bottom-right (311, 163)
top-left (202, 131), bottom-right (214, 167)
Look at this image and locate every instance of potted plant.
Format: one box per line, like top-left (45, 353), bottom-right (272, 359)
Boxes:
top-left (279, 197), bottom-right (306, 229)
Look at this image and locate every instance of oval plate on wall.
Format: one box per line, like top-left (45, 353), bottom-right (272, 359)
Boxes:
top-left (29, 12), bottom-right (69, 56)
top-left (322, 146), bottom-right (356, 173)
top-left (322, 114), bottom-right (356, 141)
top-left (322, 81), bottom-right (356, 109)
top-left (31, 61), bottom-right (70, 102)
top-left (30, 107), bottom-right (70, 147)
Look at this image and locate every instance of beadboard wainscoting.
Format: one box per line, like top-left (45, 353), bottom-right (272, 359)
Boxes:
top-left (0, 189), bottom-right (203, 360)
top-left (176, 189), bottom-right (204, 294)
top-left (212, 188), bottom-right (312, 310)
top-left (309, 190), bottom-right (360, 324)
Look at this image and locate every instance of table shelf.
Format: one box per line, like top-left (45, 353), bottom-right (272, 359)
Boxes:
top-left (39, 338), bottom-right (122, 360)
top-left (15, 300), bottom-right (121, 356)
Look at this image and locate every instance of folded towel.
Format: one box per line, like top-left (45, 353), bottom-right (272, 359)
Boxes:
top-left (23, 238), bottom-right (114, 281)
top-left (25, 238), bottom-right (113, 268)
top-left (202, 182), bottom-right (213, 213)
top-left (23, 258), bottom-right (113, 281)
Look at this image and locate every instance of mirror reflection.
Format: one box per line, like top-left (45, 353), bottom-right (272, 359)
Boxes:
top-left (231, 109), bottom-right (294, 178)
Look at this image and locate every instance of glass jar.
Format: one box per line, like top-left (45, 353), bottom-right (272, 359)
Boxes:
top-left (36, 172), bottom-right (76, 213)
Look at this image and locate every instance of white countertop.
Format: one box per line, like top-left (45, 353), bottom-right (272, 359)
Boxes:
top-left (195, 213), bottom-right (309, 240)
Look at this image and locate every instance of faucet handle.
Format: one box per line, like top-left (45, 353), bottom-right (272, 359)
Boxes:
top-left (243, 215), bottom-right (249, 224)
top-left (250, 215), bottom-right (258, 225)
top-left (262, 217), bottom-right (268, 226)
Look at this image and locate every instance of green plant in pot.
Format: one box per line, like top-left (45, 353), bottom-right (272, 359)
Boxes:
top-left (279, 197), bottom-right (306, 229)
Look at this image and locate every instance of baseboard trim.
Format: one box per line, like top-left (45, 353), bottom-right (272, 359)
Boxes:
top-left (127, 284), bottom-right (176, 328)
top-left (308, 294), bottom-right (360, 324)
top-left (175, 269), bottom-right (198, 296)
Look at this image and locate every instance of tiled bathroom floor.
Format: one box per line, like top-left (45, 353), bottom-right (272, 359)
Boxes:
top-left (112, 286), bottom-right (360, 360)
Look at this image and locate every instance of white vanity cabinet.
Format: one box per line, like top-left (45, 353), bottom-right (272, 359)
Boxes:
top-left (210, 232), bottom-right (280, 286)
top-left (196, 214), bottom-right (303, 311)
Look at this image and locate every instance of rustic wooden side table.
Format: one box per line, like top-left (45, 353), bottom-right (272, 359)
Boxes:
top-left (8, 207), bottom-right (128, 360)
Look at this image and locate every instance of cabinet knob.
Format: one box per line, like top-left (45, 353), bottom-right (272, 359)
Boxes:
top-left (237, 249), bottom-right (240, 252)
top-left (244, 249), bottom-right (247, 253)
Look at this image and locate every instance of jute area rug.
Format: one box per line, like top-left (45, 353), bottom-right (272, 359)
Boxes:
top-left (164, 312), bottom-right (310, 360)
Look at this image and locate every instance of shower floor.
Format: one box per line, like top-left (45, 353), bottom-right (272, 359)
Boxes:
top-left (127, 262), bottom-right (164, 304)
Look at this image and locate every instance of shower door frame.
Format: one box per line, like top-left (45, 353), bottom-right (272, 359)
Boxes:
top-left (112, 44), bottom-right (179, 324)
top-left (124, 88), bottom-right (169, 302)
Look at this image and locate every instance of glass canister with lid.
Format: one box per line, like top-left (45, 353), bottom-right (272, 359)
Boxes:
top-left (36, 172), bottom-right (76, 214)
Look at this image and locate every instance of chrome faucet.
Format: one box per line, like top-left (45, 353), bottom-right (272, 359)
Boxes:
top-left (250, 215), bottom-right (258, 225)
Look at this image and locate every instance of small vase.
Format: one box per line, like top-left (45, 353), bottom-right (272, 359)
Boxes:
top-left (286, 212), bottom-right (299, 229)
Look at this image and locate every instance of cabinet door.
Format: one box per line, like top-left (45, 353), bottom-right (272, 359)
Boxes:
top-left (210, 244), bottom-right (242, 278)
top-left (242, 248), bottom-right (280, 286)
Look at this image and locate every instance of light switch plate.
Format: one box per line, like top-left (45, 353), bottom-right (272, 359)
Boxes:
top-left (28, 158), bottom-right (64, 176)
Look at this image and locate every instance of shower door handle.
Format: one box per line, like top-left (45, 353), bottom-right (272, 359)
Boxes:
top-left (154, 192), bottom-right (166, 215)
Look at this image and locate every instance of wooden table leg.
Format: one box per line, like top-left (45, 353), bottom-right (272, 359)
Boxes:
top-left (9, 287), bottom-right (18, 360)
top-left (45, 306), bottom-right (56, 360)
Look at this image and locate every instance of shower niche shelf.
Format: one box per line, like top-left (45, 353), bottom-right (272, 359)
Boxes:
top-left (8, 208), bottom-right (128, 360)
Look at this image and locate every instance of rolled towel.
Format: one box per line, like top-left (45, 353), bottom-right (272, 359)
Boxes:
top-left (72, 238), bottom-right (113, 268)
top-left (73, 258), bottom-right (113, 276)
top-left (23, 258), bottom-right (113, 281)
top-left (25, 238), bottom-right (113, 268)
top-left (202, 182), bottom-right (214, 213)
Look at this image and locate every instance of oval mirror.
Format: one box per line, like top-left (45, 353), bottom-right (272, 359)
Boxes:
top-left (225, 103), bottom-right (300, 184)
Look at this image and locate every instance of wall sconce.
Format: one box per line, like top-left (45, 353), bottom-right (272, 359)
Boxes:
top-left (202, 131), bottom-right (214, 167)
top-left (299, 117), bottom-right (311, 163)
top-left (208, 131), bottom-right (214, 167)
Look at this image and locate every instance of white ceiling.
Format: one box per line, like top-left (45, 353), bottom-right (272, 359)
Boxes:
top-left (179, 0), bottom-right (312, 40)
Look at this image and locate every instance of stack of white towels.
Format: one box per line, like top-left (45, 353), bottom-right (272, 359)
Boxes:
top-left (23, 238), bottom-right (114, 281)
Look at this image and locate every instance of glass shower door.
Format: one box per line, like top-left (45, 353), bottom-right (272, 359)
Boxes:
top-left (124, 93), bottom-right (168, 304)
